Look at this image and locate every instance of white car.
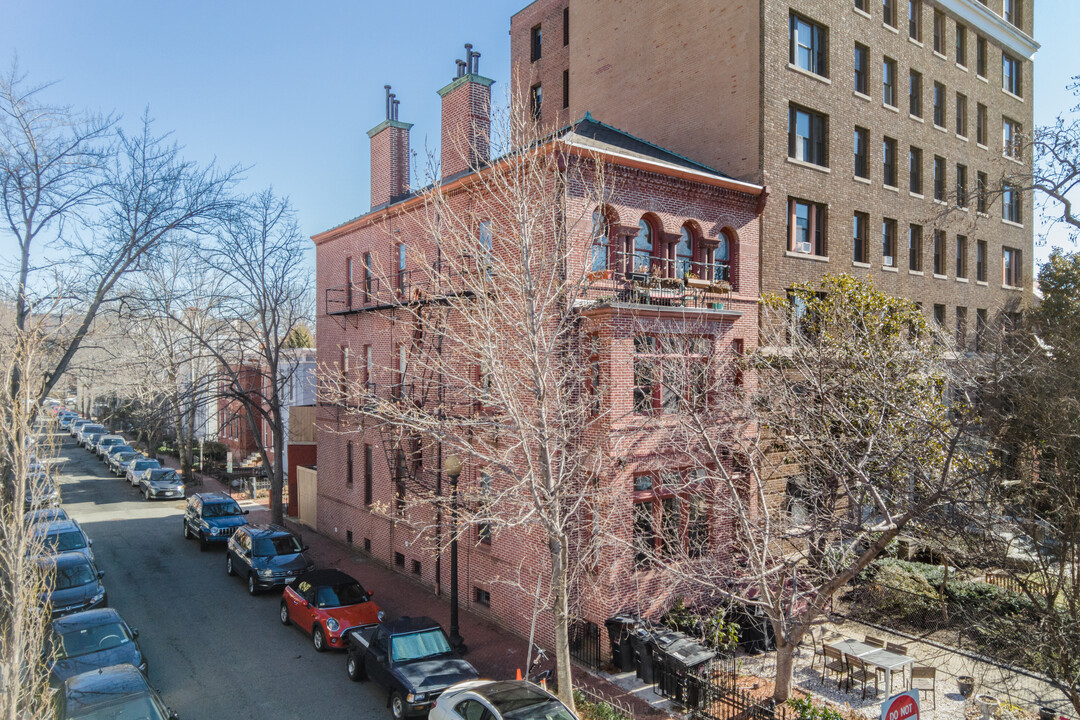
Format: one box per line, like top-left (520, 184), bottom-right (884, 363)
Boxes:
top-left (125, 458), bottom-right (161, 485)
top-left (429, 680), bottom-right (578, 720)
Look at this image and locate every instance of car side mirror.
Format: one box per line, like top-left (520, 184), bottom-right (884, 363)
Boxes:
top-left (374, 652), bottom-right (387, 664)
top-left (303, 601), bottom-right (311, 608)
top-left (169, 712), bottom-right (179, 720)
top-left (368, 590), bottom-right (374, 597)
top-left (301, 546), bottom-right (309, 553)
top-left (131, 628), bottom-right (139, 638)
top-left (243, 509), bottom-right (250, 515)
top-left (97, 570), bottom-right (105, 579)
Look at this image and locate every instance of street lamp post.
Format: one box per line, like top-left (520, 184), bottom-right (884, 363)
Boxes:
top-left (443, 453), bottom-right (466, 654)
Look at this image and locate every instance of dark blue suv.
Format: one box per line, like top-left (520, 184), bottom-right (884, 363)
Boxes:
top-left (182, 493), bottom-right (249, 551)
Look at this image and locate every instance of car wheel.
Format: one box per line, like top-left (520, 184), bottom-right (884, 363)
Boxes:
top-left (280, 602), bottom-right (291, 626)
top-left (346, 653), bottom-right (366, 681)
top-left (144, 489), bottom-right (151, 501)
top-left (390, 691), bottom-right (406, 720)
top-left (183, 521), bottom-right (191, 540)
top-left (199, 532), bottom-right (209, 552)
top-left (247, 574), bottom-right (258, 596)
top-left (226, 555), bottom-right (235, 576)
top-left (312, 625), bottom-right (327, 652)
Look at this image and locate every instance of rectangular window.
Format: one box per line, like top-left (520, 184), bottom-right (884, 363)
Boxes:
top-left (976, 35), bottom-right (987, 77)
top-left (909, 70), bottom-right (922, 117)
top-left (956, 235), bottom-right (968, 278)
top-left (345, 256), bottom-right (354, 307)
top-left (633, 500), bottom-right (654, 567)
top-left (909, 224), bottom-right (923, 271)
top-left (790, 13), bottom-right (828, 77)
top-left (956, 163), bottom-right (968, 207)
top-left (977, 171), bottom-right (988, 213)
top-left (909, 146), bottom-right (923, 194)
top-left (1003, 246), bottom-right (1021, 286)
top-left (633, 336), bottom-right (656, 414)
top-left (977, 240), bottom-right (987, 281)
top-left (934, 304), bottom-right (946, 328)
top-left (955, 93), bottom-right (967, 137)
top-left (883, 0), bottom-right (897, 27)
top-left (1003, 53), bottom-right (1022, 96)
top-left (883, 57), bottom-right (897, 107)
top-left (562, 69), bottom-right (569, 109)
top-left (363, 252), bottom-right (373, 301)
top-left (933, 82), bottom-right (946, 127)
top-left (854, 211), bottom-right (869, 263)
top-left (977, 103), bottom-right (988, 145)
top-left (474, 587), bottom-right (491, 606)
top-left (789, 198), bottom-right (828, 256)
top-left (788, 105), bottom-right (828, 166)
top-left (882, 218), bottom-right (897, 267)
top-left (955, 23), bottom-right (967, 66)
top-left (563, 7), bottom-right (569, 45)
top-left (883, 136), bottom-right (897, 187)
top-left (854, 126), bottom-right (869, 178)
top-left (1003, 184), bottom-right (1022, 223)
top-left (956, 306), bottom-right (968, 348)
top-left (854, 44), bottom-right (869, 95)
top-left (1003, 117), bottom-right (1022, 159)
top-left (934, 155), bottom-right (946, 200)
top-left (1004, 0), bottom-right (1020, 27)
top-left (346, 441), bottom-right (354, 486)
top-left (531, 25), bottom-right (542, 61)
top-left (529, 84), bottom-right (542, 120)
top-left (908, 0), bottom-right (921, 40)
top-left (934, 230), bottom-right (946, 275)
top-left (363, 444), bottom-right (373, 505)
top-left (856, 0), bottom-right (869, 10)
top-left (396, 242), bottom-right (406, 294)
top-left (976, 308), bottom-right (987, 350)
top-left (933, 10), bottom-right (946, 54)
top-left (477, 471), bottom-right (493, 544)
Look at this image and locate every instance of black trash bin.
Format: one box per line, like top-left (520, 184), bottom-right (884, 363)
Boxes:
top-left (665, 639), bottom-right (716, 708)
top-left (631, 627), bottom-right (660, 683)
top-left (604, 615), bottom-right (639, 672)
top-left (643, 629), bottom-right (687, 688)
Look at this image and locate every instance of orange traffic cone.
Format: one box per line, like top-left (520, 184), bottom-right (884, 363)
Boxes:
top-left (516, 668), bottom-right (522, 681)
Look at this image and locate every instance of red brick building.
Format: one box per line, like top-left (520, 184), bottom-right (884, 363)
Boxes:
top-left (313, 55), bottom-right (766, 647)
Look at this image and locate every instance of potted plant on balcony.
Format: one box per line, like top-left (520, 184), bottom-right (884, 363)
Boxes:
top-left (585, 268), bottom-right (614, 281)
top-left (650, 266), bottom-right (683, 290)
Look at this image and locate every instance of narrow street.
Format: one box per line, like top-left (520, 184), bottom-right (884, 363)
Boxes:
top-left (53, 432), bottom-right (387, 719)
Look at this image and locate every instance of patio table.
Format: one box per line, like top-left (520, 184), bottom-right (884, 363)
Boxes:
top-left (825, 639), bottom-right (914, 697)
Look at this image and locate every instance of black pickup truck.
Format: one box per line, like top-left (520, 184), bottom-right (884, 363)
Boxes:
top-left (345, 616), bottom-right (479, 719)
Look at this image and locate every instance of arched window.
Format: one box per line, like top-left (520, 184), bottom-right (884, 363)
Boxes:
top-left (633, 219), bottom-right (653, 273)
top-left (589, 211), bottom-right (609, 272)
top-left (676, 227), bottom-right (694, 278)
top-left (713, 234), bottom-right (731, 282)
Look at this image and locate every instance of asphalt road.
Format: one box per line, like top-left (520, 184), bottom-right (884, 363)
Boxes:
top-left (53, 432), bottom-right (388, 720)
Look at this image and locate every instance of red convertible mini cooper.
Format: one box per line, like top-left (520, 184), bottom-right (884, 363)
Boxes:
top-left (280, 569), bottom-right (383, 651)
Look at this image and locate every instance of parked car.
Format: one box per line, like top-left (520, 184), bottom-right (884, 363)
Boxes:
top-left (76, 424), bottom-right (105, 447)
top-left (126, 457), bottom-right (161, 485)
top-left (183, 492), bottom-right (248, 551)
top-left (103, 443), bottom-right (135, 463)
top-left (108, 450), bottom-right (140, 475)
top-left (429, 680), bottom-right (578, 720)
top-left (56, 664), bottom-right (176, 720)
top-left (58, 412), bottom-right (78, 429)
top-left (69, 418), bottom-right (92, 438)
top-left (47, 608), bottom-right (146, 684)
top-left (94, 435), bottom-right (126, 458)
top-left (38, 552), bottom-right (106, 617)
top-left (32, 519), bottom-right (94, 562)
top-left (280, 569), bottom-right (382, 650)
top-left (344, 616), bottom-right (479, 718)
top-left (139, 469), bottom-right (185, 501)
top-left (226, 524), bottom-right (313, 595)
top-left (23, 471), bottom-right (60, 510)
top-left (82, 431), bottom-right (107, 451)
top-left (25, 506), bottom-right (70, 526)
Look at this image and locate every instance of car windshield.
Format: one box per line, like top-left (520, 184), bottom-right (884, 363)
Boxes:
top-left (315, 582), bottom-right (369, 608)
top-left (40, 531), bottom-right (86, 553)
top-left (202, 502), bottom-right (242, 518)
top-left (253, 535), bottom-right (302, 556)
top-left (56, 621), bottom-right (132, 658)
top-left (28, 509), bottom-right (67, 524)
top-left (116, 453), bottom-right (138, 462)
top-left (52, 562), bottom-right (96, 590)
top-left (109, 446), bottom-right (134, 455)
top-left (133, 461), bottom-right (159, 470)
top-left (390, 629), bottom-right (451, 662)
top-left (150, 471), bottom-right (182, 484)
top-left (67, 695), bottom-right (166, 720)
top-left (489, 687), bottom-right (576, 720)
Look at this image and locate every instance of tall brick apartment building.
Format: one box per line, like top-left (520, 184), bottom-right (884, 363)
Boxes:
top-left (513, 0), bottom-right (1038, 332)
top-left (313, 57), bottom-right (766, 646)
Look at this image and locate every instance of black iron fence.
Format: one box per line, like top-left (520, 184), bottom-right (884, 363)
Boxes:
top-left (655, 656), bottom-right (792, 720)
top-left (569, 619), bottom-right (601, 671)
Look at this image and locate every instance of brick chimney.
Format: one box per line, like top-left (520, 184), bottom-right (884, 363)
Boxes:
top-left (438, 44), bottom-right (495, 180)
top-left (368, 85), bottom-right (413, 209)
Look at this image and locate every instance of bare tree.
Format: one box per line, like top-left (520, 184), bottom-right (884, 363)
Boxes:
top-left (327, 96), bottom-right (614, 707)
top-left (631, 274), bottom-right (984, 703)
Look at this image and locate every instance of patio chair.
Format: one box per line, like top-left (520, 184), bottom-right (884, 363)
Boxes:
top-left (846, 655), bottom-right (880, 699)
top-left (910, 666), bottom-right (937, 709)
top-left (822, 645), bottom-right (846, 690)
top-left (880, 642), bottom-right (910, 690)
top-left (864, 635), bottom-right (885, 648)
top-left (806, 627), bottom-right (827, 674)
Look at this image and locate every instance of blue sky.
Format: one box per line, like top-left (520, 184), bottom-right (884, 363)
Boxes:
top-left (1, 0), bottom-right (1076, 268)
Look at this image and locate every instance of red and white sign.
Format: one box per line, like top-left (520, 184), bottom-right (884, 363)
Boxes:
top-left (881, 690), bottom-right (920, 720)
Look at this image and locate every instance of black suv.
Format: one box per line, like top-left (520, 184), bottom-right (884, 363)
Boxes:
top-left (182, 493), bottom-right (248, 551)
top-left (226, 524), bottom-right (314, 595)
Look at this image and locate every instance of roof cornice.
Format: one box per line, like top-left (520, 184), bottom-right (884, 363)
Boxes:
top-left (936, 0), bottom-right (1038, 59)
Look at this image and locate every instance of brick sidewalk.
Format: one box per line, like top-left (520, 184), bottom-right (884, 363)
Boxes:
top-left (159, 457), bottom-right (665, 718)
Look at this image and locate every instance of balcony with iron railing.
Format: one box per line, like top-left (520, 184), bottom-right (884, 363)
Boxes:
top-left (325, 258), bottom-right (480, 317)
top-left (575, 253), bottom-right (734, 313)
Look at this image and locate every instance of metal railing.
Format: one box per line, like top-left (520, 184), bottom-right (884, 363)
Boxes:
top-left (569, 619), bottom-right (602, 671)
top-left (325, 257), bottom-right (482, 316)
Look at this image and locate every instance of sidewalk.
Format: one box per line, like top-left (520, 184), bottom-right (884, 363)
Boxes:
top-left (161, 457), bottom-right (664, 718)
